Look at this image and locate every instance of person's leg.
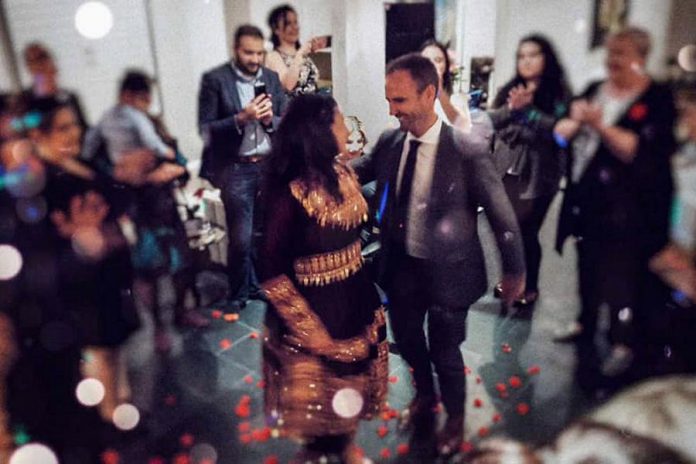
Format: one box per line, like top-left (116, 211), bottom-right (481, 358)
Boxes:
top-left (519, 194), bottom-right (555, 296)
top-left (172, 271), bottom-right (209, 328)
top-left (220, 164), bottom-right (258, 308)
top-left (387, 253), bottom-right (435, 403)
top-left (427, 305), bottom-right (468, 455)
top-left (82, 346), bottom-right (118, 422)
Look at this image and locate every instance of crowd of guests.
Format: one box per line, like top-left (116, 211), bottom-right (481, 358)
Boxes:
top-left (0, 2), bottom-right (695, 462)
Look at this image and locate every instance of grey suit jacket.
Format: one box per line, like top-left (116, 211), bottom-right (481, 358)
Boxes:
top-left (352, 123), bottom-right (525, 308)
top-left (197, 63), bottom-right (286, 184)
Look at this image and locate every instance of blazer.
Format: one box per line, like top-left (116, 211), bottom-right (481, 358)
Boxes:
top-left (352, 123), bottom-right (525, 308)
top-left (197, 63), bottom-right (286, 184)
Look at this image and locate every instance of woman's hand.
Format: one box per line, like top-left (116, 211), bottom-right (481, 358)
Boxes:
top-left (507, 84), bottom-right (534, 111)
top-left (51, 191), bottom-right (110, 259)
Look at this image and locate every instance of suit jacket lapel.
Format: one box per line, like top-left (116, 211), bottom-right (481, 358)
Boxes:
top-left (430, 124), bottom-right (453, 209)
top-left (224, 65), bottom-right (243, 112)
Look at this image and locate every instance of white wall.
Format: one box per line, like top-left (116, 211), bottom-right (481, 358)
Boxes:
top-left (149, 0), bottom-right (228, 161)
top-left (5, 0), bottom-right (155, 124)
top-left (332, 0), bottom-right (390, 145)
top-left (492, 0), bottom-right (674, 99)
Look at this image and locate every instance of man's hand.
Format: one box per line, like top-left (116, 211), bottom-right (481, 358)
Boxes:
top-left (237, 94), bottom-right (274, 126)
top-left (499, 273), bottom-right (525, 306)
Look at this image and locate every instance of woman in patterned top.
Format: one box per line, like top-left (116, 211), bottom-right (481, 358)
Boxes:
top-left (265, 4), bottom-right (326, 98)
top-left (259, 94), bottom-right (387, 464)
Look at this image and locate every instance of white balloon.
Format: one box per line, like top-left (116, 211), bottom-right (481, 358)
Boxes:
top-left (113, 403), bottom-right (140, 430)
top-left (0, 245), bottom-right (23, 280)
top-left (76, 378), bottom-right (105, 407)
top-left (10, 443), bottom-right (59, 464)
top-left (74, 1), bottom-right (114, 40)
top-left (332, 388), bottom-right (364, 419)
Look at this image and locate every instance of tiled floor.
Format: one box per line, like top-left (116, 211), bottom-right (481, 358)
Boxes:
top-left (113, 193), bottom-right (596, 463)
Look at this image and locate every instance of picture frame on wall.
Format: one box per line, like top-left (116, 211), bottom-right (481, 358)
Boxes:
top-left (591, 0), bottom-right (631, 48)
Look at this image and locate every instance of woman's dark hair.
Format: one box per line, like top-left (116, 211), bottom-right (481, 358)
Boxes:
top-left (268, 4), bottom-right (300, 50)
top-left (419, 39), bottom-right (453, 94)
top-left (265, 94), bottom-right (342, 201)
top-left (494, 34), bottom-right (570, 114)
top-left (26, 98), bottom-right (73, 134)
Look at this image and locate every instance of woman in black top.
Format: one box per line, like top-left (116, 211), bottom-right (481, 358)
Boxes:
top-left (26, 100), bottom-right (139, 423)
top-left (489, 34), bottom-right (571, 306)
top-left (554, 27), bottom-right (676, 380)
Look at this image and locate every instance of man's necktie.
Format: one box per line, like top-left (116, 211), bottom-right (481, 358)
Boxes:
top-left (393, 140), bottom-right (420, 244)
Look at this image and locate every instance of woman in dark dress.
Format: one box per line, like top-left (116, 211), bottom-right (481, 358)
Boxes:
top-left (259, 95), bottom-right (388, 463)
top-left (489, 34), bottom-right (571, 306)
top-left (554, 27), bottom-right (677, 380)
top-left (26, 100), bottom-right (139, 423)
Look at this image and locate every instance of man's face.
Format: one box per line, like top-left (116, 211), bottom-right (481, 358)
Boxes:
top-left (385, 70), bottom-right (435, 135)
top-left (234, 35), bottom-right (265, 76)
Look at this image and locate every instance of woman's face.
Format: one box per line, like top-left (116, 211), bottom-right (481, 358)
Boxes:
top-left (421, 45), bottom-right (447, 79)
top-left (36, 107), bottom-right (82, 159)
top-left (331, 107), bottom-right (349, 155)
top-left (606, 37), bottom-right (644, 83)
top-left (517, 41), bottom-right (545, 81)
top-left (275, 10), bottom-right (300, 45)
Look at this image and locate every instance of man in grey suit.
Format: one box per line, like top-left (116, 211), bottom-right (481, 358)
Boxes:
top-left (352, 54), bottom-right (525, 459)
top-left (198, 24), bottom-right (286, 313)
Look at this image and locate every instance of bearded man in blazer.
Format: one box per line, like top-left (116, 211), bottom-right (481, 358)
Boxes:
top-left (352, 54), bottom-right (525, 459)
top-left (198, 24), bottom-right (286, 312)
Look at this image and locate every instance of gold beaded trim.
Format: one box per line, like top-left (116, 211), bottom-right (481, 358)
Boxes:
top-left (289, 164), bottom-right (368, 230)
top-left (262, 274), bottom-right (384, 363)
top-left (293, 240), bottom-right (364, 287)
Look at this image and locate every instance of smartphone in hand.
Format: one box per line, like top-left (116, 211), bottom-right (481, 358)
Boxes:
top-left (254, 81), bottom-right (267, 98)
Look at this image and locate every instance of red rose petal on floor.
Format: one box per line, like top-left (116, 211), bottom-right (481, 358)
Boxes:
top-left (527, 365), bottom-right (541, 375)
top-left (211, 310), bottom-right (223, 319)
top-left (179, 433), bottom-right (194, 448)
top-left (164, 394), bottom-right (177, 406)
top-left (101, 450), bottom-right (120, 464)
top-left (264, 456), bottom-right (279, 464)
top-left (377, 425), bottom-right (389, 438)
top-left (464, 366), bottom-right (472, 375)
top-left (379, 448), bottom-right (391, 459)
top-left (250, 332), bottom-right (259, 339)
top-left (473, 398), bottom-right (483, 408)
top-left (238, 422), bottom-right (251, 433)
top-left (492, 412), bottom-right (502, 423)
top-left (509, 376), bottom-right (522, 388)
top-left (252, 427), bottom-right (272, 442)
top-left (239, 433), bottom-right (252, 444)
top-left (501, 343), bottom-right (512, 353)
top-left (516, 402), bottom-right (530, 416)
top-left (495, 383), bottom-right (507, 393)
top-left (478, 427), bottom-right (490, 438)
top-left (388, 376), bottom-right (398, 384)
top-left (257, 380), bottom-right (266, 389)
top-left (224, 313), bottom-right (240, 322)
top-left (147, 457), bottom-right (165, 464)
top-left (354, 447), bottom-right (365, 458)
top-left (219, 339), bottom-right (232, 350)
top-left (172, 453), bottom-right (190, 464)
top-left (244, 375), bottom-right (254, 384)
top-left (235, 403), bottom-right (251, 418)
top-left (475, 376), bottom-right (482, 384)
top-left (397, 443), bottom-right (410, 456)
top-left (461, 441), bottom-right (474, 453)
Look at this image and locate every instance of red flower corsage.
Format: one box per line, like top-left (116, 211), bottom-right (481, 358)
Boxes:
top-left (628, 103), bottom-right (648, 121)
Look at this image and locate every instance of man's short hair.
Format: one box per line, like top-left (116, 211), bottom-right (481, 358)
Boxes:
top-left (234, 24), bottom-right (264, 49)
top-left (608, 27), bottom-right (652, 59)
top-left (386, 53), bottom-right (439, 93)
top-left (120, 70), bottom-right (152, 94)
